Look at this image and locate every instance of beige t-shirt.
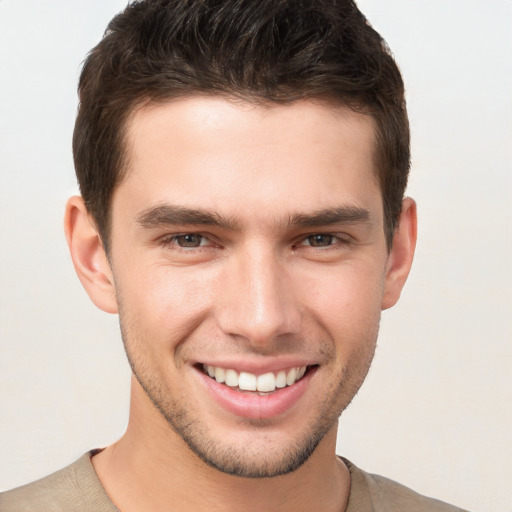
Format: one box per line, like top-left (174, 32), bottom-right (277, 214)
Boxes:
top-left (0, 452), bottom-right (468, 511)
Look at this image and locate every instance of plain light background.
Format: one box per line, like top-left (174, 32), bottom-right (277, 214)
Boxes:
top-left (0, 2), bottom-right (511, 511)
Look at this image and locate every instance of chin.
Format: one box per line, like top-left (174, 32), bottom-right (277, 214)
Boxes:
top-left (176, 422), bottom-right (330, 479)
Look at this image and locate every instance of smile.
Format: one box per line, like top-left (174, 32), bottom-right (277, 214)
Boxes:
top-left (196, 363), bottom-right (317, 419)
top-left (202, 364), bottom-right (308, 393)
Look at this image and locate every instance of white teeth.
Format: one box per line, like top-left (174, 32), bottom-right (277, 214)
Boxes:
top-left (238, 372), bottom-right (257, 391)
top-left (275, 370), bottom-right (287, 388)
top-left (225, 369), bottom-right (238, 387)
top-left (286, 367), bottom-right (297, 386)
top-left (214, 367), bottom-right (225, 383)
top-left (257, 372), bottom-right (276, 392)
top-left (204, 364), bottom-right (308, 392)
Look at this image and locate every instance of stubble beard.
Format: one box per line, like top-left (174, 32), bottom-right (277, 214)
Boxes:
top-left (119, 313), bottom-right (378, 479)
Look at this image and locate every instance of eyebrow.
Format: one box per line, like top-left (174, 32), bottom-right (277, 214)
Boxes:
top-left (136, 204), bottom-right (239, 230)
top-left (135, 204), bottom-right (372, 231)
top-left (288, 206), bottom-right (371, 228)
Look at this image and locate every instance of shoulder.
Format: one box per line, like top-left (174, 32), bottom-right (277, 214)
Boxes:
top-left (343, 458), bottom-right (470, 512)
top-left (0, 452), bottom-right (118, 512)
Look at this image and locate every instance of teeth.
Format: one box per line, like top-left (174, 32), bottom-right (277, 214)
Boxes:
top-left (239, 372), bottom-right (257, 391)
top-left (225, 369), bottom-right (238, 387)
top-left (214, 367), bottom-right (225, 383)
top-left (275, 370), bottom-right (287, 388)
top-left (286, 367), bottom-right (297, 386)
top-left (204, 364), bottom-right (308, 392)
top-left (257, 372), bottom-right (276, 392)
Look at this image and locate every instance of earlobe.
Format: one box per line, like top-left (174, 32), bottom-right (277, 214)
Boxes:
top-left (381, 197), bottom-right (417, 310)
top-left (64, 196), bottom-right (118, 314)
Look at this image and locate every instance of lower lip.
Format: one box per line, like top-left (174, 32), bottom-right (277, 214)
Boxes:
top-left (195, 368), bottom-right (315, 420)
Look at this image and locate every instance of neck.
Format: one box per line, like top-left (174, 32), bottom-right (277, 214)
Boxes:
top-left (92, 378), bottom-right (350, 512)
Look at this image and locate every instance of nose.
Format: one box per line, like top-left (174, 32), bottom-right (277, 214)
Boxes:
top-left (216, 245), bottom-right (301, 347)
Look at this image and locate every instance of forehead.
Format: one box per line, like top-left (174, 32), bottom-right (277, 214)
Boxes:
top-left (116, 96), bottom-right (381, 227)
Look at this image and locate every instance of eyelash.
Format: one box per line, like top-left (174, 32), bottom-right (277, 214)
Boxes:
top-left (295, 233), bottom-right (349, 249)
top-left (160, 233), bottom-right (214, 250)
top-left (159, 232), bottom-right (351, 252)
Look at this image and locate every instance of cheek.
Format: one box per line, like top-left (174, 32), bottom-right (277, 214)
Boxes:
top-left (116, 264), bottom-right (216, 349)
top-left (299, 263), bottom-right (384, 356)
top-left (302, 263), bottom-right (385, 321)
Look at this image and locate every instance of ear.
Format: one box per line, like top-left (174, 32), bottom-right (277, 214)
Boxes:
top-left (381, 197), bottom-right (417, 310)
top-left (64, 196), bottom-right (118, 314)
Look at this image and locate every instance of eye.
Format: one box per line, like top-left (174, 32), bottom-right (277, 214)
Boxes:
top-left (304, 234), bottom-right (336, 247)
top-left (160, 233), bottom-right (212, 250)
top-left (174, 233), bottom-right (206, 248)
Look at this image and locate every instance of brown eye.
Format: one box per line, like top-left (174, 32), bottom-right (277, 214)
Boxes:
top-left (175, 234), bottom-right (204, 247)
top-left (306, 234), bottom-right (335, 247)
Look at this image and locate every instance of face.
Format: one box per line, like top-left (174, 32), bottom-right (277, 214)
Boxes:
top-left (107, 97), bottom-right (394, 477)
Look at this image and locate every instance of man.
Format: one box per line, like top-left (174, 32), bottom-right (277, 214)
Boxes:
top-left (1, 1), bottom-right (467, 511)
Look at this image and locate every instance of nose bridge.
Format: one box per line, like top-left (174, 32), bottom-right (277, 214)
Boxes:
top-left (217, 243), bottom-right (300, 344)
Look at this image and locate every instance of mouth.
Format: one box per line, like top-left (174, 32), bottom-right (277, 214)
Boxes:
top-left (200, 364), bottom-right (313, 395)
top-left (195, 362), bottom-right (318, 419)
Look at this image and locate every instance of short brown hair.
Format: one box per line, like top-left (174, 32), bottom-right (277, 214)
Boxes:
top-left (73, 0), bottom-right (410, 251)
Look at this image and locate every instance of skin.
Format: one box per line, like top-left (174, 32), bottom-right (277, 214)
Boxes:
top-left (65, 97), bottom-right (417, 512)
